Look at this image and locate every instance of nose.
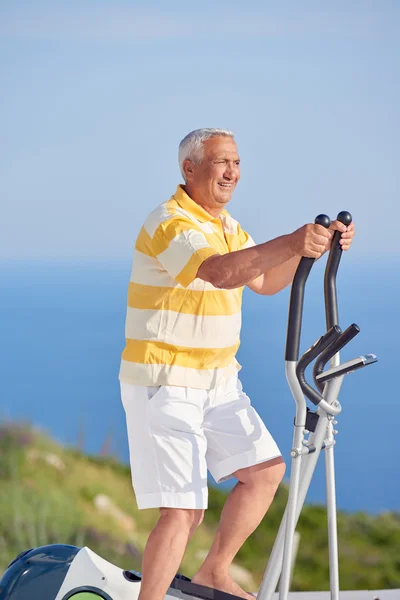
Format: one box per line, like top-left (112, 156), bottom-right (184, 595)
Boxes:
top-left (224, 161), bottom-right (238, 180)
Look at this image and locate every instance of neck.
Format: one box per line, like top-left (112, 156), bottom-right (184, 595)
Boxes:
top-left (183, 184), bottom-right (224, 218)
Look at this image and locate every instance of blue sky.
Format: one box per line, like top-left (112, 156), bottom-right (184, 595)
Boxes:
top-left (1, 0), bottom-right (399, 261)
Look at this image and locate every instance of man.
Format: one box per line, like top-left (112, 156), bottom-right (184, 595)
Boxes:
top-left (119, 128), bottom-right (355, 600)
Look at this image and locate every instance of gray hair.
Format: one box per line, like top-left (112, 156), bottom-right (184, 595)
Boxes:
top-left (178, 128), bottom-right (235, 181)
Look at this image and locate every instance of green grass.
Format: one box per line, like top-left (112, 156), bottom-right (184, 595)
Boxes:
top-left (0, 422), bottom-right (399, 591)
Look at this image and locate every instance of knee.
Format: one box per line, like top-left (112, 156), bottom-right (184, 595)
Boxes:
top-left (238, 457), bottom-right (286, 492)
top-left (266, 460), bottom-right (286, 489)
top-left (159, 508), bottom-right (205, 533)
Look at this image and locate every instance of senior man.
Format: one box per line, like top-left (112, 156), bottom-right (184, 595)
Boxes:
top-left (119, 128), bottom-right (355, 600)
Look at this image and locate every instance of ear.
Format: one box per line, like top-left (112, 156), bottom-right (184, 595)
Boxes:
top-left (182, 159), bottom-right (195, 181)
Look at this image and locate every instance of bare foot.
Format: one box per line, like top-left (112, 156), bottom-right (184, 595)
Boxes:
top-left (191, 571), bottom-right (255, 599)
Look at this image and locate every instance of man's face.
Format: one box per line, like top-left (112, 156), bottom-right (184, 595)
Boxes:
top-left (184, 136), bottom-right (240, 210)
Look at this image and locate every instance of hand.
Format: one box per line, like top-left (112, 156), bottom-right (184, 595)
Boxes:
top-left (330, 220), bottom-right (355, 251)
top-left (290, 223), bottom-right (332, 258)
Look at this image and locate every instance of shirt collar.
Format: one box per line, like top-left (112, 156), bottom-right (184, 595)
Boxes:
top-left (173, 185), bottom-right (228, 223)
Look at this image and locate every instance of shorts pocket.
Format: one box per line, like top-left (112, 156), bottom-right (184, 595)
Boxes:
top-left (147, 385), bottom-right (163, 402)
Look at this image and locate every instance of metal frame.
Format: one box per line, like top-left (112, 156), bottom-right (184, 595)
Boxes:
top-left (257, 212), bottom-right (377, 600)
top-left (258, 373), bottom-right (344, 600)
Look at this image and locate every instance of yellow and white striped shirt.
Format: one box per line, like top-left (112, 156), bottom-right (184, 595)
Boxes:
top-left (119, 185), bottom-right (255, 389)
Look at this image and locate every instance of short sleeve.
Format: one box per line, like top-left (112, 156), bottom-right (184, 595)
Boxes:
top-left (238, 225), bottom-right (256, 250)
top-left (150, 218), bottom-right (219, 288)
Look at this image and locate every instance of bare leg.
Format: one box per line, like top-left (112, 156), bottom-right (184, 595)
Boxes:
top-left (192, 457), bottom-right (285, 599)
top-left (138, 508), bottom-right (204, 600)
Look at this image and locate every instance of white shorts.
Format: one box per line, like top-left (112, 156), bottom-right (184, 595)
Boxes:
top-left (120, 374), bottom-right (281, 510)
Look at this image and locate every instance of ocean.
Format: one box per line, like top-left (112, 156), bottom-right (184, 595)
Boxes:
top-left (0, 259), bottom-right (398, 514)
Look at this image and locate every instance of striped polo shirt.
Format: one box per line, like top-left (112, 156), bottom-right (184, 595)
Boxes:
top-left (119, 185), bottom-right (255, 389)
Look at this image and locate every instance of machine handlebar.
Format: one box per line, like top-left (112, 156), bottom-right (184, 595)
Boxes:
top-left (285, 214), bottom-right (331, 362)
top-left (296, 326), bottom-right (342, 406)
top-left (324, 211), bottom-right (352, 329)
top-left (285, 210), bottom-right (354, 401)
top-left (313, 323), bottom-right (360, 393)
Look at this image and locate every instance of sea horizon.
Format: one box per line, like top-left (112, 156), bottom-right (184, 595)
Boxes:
top-left (1, 258), bottom-right (398, 514)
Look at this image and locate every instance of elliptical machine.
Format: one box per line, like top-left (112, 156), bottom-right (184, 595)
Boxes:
top-left (0, 211), bottom-right (378, 600)
top-left (258, 211), bottom-right (377, 600)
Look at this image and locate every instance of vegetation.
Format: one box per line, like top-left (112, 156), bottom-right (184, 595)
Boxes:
top-left (0, 422), bottom-right (399, 591)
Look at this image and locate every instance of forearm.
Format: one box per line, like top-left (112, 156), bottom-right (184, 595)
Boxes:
top-left (256, 246), bottom-right (330, 295)
top-left (259, 256), bottom-right (301, 295)
top-left (197, 234), bottom-right (296, 289)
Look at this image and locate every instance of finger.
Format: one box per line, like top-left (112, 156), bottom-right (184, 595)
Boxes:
top-left (329, 220), bottom-right (347, 233)
top-left (340, 231), bottom-right (354, 239)
top-left (339, 239), bottom-right (352, 251)
top-left (310, 241), bottom-right (329, 255)
top-left (303, 249), bottom-right (323, 258)
top-left (302, 238), bottom-right (327, 257)
top-left (312, 233), bottom-right (331, 246)
top-left (314, 224), bottom-right (332, 237)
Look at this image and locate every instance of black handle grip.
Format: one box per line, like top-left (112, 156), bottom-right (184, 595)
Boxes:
top-left (324, 211), bottom-right (352, 329)
top-left (296, 326), bottom-right (342, 405)
top-left (315, 214), bottom-right (331, 228)
top-left (285, 214), bottom-right (331, 361)
top-left (313, 323), bottom-right (360, 392)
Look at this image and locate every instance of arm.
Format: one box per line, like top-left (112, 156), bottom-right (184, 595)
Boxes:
top-left (197, 234), bottom-right (296, 290)
top-left (197, 224), bottom-right (331, 290)
top-left (247, 221), bottom-right (356, 295)
top-left (247, 255), bottom-right (301, 295)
